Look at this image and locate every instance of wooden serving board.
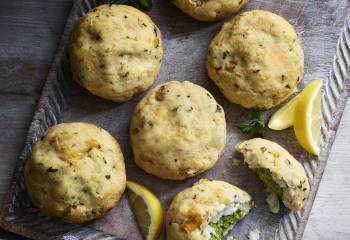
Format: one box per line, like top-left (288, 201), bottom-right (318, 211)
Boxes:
top-left (0, 0), bottom-right (349, 239)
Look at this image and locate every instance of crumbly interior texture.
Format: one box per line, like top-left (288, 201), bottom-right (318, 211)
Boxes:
top-left (209, 210), bottom-right (245, 240)
top-left (206, 10), bottom-right (304, 109)
top-left (130, 81), bottom-right (227, 180)
top-left (171, 0), bottom-right (249, 22)
top-left (69, 4), bottom-right (163, 102)
top-left (235, 138), bottom-right (310, 211)
top-left (166, 179), bottom-right (252, 240)
top-left (256, 168), bottom-right (283, 198)
top-left (24, 122), bottom-right (126, 223)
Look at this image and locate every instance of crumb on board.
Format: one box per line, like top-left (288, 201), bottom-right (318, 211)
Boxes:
top-left (221, 167), bottom-right (227, 174)
top-left (232, 158), bottom-right (241, 166)
top-left (247, 228), bottom-right (261, 240)
top-left (266, 190), bottom-right (280, 214)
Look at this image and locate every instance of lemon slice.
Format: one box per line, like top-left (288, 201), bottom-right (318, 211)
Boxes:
top-left (268, 95), bottom-right (299, 130)
top-left (126, 181), bottom-right (163, 240)
top-left (294, 79), bottom-right (323, 156)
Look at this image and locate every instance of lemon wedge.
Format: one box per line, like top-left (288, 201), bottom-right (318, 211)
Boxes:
top-left (268, 95), bottom-right (299, 130)
top-left (126, 181), bottom-right (163, 240)
top-left (294, 79), bottom-right (323, 156)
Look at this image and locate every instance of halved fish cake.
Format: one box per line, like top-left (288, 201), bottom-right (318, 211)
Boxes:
top-left (166, 179), bottom-right (253, 240)
top-left (235, 138), bottom-right (309, 212)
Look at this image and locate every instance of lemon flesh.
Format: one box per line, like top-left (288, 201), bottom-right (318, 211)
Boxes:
top-left (268, 95), bottom-right (299, 130)
top-left (293, 79), bottom-right (323, 156)
top-left (126, 181), bottom-right (163, 240)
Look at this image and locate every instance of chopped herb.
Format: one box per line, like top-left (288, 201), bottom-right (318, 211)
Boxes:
top-left (260, 146), bottom-right (267, 153)
top-left (223, 50), bottom-right (230, 59)
top-left (216, 104), bottom-right (222, 113)
top-left (109, 0), bottom-right (153, 10)
top-left (121, 71), bottom-right (129, 78)
top-left (237, 109), bottom-right (267, 138)
top-left (105, 175), bottom-right (111, 179)
top-left (186, 106), bottom-right (193, 112)
top-left (285, 158), bottom-right (291, 165)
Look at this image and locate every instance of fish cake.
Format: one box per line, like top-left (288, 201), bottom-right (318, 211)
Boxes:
top-left (171, 0), bottom-right (250, 22)
top-left (166, 179), bottom-right (253, 240)
top-left (206, 10), bottom-right (304, 109)
top-left (25, 122), bottom-right (126, 223)
top-left (235, 138), bottom-right (310, 211)
top-left (129, 81), bottom-right (226, 180)
top-left (69, 4), bottom-right (163, 102)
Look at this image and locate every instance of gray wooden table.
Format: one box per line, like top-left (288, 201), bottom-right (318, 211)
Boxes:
top-left (0, 0), bottom-right (349, 239)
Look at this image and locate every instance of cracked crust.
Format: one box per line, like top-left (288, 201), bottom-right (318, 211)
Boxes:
top-left (129, 81), bottom-right (226, 180)
top-left (69, 4), bottom-right (163, 102)
top-left (235, 138), bottom-right (310, 211)
top-left (206, 10), bottom-right (304, 109)
top-left (171, 0), bottom-right (249, 22)
top-left (24, 122), bottom-right (126, 223)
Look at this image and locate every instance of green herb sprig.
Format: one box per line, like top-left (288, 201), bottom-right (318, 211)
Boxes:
top-left (109, 0), bottom-right (153, 10)
top-left (238, 109), bottom-right (267, 138)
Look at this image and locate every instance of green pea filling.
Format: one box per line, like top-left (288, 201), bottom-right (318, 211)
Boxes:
top-left (209, 210), bottom-right (245, 240)
top-left (255, 168), bottom-right (283, 198)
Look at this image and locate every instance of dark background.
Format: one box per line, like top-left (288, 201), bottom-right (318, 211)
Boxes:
top-left (0, 0), bottom-right (73, 239)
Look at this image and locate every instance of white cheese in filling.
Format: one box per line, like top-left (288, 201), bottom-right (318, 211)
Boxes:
top-left (202, 202), bottom-right (250, 240)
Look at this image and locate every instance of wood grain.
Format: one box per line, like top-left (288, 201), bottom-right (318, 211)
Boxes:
top-left (0, 0), bottom-right (72, 239)
top-left (0, 0), bottom-right (349, 239)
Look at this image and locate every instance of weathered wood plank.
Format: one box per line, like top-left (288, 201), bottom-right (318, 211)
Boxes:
top-left (0, 95), bottom-right (37, 197)
top-left (0, 0), bottom-right (72, 239)
top-left (0, 0), bottom-right (73, 96)
top-left (304, 99), bottom-right (350, 240)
